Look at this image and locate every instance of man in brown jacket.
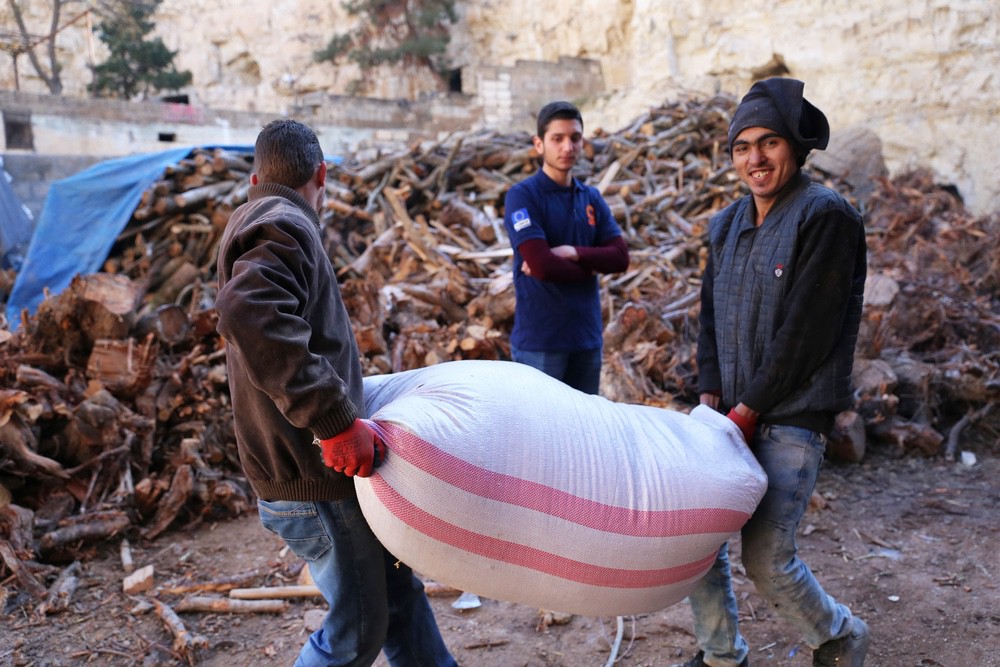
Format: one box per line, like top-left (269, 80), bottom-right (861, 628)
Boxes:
top-left (216, 119), bottom-right (457, 667)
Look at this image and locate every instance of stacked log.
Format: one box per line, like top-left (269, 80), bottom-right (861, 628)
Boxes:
top-left (0, 94), bottom-right (997, 610)
top-left (846, 169), bottom-right (999, 459)
top-left (324, 95), bottom-right (742, 394)
top-left (106, 147), bottom-right (252, 311)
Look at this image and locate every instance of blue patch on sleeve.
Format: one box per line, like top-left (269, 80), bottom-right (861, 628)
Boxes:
top-left (512, 208), bottom-right (532, 232)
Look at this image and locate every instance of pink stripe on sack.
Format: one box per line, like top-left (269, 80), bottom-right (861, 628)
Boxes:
top-left (369, 475), bottom-right (716, 588)
top-left (372, 421), bottom-right (749, 537)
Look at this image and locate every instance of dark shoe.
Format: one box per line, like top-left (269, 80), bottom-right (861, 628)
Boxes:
top-left (813, 618), bottom-right (870, 666)
top-left (671, 650), bottom-right (749, 667)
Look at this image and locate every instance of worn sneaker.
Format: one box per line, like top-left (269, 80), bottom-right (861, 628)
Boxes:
top-left (813, 617), bottom-right (870, 666)
top-left (671, 650), bottom-right (749, 667)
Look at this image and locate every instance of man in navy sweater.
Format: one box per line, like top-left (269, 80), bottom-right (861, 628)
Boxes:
top-left (502, 101), bottom-right (630, 394)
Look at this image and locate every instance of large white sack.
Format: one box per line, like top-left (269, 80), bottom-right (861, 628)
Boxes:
top-left (358, 359), bottom-right (766, 617)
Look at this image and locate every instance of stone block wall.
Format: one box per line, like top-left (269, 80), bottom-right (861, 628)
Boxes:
top-left (469, 57), bottom-right (606, 133)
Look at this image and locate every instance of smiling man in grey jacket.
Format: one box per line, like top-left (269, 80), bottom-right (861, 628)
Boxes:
top-left (675, 79), bottom-right (869, 667)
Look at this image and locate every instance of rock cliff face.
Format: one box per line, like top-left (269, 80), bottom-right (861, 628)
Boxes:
top-left (455, 0), bottom-right (1000, 214)
top-left (3, 0), bottom-right (998, 213)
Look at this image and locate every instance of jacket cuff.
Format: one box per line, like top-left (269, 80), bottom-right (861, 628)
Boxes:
top-left (739, 382), bottom-right (770, 416)
top-left (310, 402), bottom-right (358, 441)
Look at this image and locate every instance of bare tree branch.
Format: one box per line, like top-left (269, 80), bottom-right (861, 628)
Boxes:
top-left (5, 0), bottom-right (86, 94)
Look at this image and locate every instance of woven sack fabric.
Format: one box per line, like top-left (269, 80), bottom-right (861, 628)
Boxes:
top-left (358, 360), bottom-right (766, 616)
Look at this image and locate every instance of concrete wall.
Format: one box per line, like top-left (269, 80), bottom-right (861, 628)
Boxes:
top-left (0, 55), bottom-right (604, 157)
top-left (290, 91), bottom-right (483, 145)
top-left (0, 56), bottom-right (605, 222)
top-left (0, 91), bottom-right (341, 156)
top-left (1, 153), bottom-right (108, 221)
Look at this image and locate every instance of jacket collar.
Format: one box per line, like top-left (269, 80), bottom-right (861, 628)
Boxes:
top-left (771, 171), bottom-right (811, 213)
top-left (741, 171), bottom-right (811, 230)
top-left (248, 182), bottom-right (322, 228)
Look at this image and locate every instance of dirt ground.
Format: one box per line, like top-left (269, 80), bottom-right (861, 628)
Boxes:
top-left (3, 445), bottom-right (998, 667)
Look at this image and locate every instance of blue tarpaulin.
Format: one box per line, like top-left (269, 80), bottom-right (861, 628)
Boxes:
top-left (0, 161), bottom-right (35, 270)
top-left (6, 146), bottom-right (252, 328)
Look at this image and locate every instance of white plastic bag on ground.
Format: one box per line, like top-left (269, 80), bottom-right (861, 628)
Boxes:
top-left (358, 360), bottom-right (766, 616)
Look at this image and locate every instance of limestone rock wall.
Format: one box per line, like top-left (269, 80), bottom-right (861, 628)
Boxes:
top-left (2, 0), bottom-right (998, 213)
top-left (457, 0), bottom-right (1000, 214)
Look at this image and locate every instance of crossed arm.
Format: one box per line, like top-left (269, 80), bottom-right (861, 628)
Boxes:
top-left (519, 236), bottom-right (629, 281)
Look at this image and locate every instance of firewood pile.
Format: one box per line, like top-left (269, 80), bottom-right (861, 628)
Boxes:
top-left (850, 169), bottom-right (999, 458)
top-left (328, 96), bottom-right (739, 402)
top-left (1, 94), bottom-right (998, 611)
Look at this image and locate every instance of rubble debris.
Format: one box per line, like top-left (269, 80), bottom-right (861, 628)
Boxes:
top-left (123, 563), bottom-right (155, 594)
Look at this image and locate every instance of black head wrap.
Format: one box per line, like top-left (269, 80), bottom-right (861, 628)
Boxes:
top-left (728, 78), bottom-right (830, 162)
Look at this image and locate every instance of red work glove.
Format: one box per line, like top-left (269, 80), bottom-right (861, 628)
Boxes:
top-left (726, 408), bottom-right (758, 444)
top-left (317, 419), bottom-right (386, 478)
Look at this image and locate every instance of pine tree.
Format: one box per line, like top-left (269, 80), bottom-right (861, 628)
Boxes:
top-left (315, 0), bottom-right (457, 95)
top-left (87, 0), bottom-right (192, 100)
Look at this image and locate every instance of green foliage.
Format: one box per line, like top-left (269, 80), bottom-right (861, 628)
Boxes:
top-left (87, 0), bottom-right (193, 100)
top-left (315, 0), bottom-right (457, 94)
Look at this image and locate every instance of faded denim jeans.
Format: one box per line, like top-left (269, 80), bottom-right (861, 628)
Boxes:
top-left (511, 346), bottom-right (602, 395)
top-left (686, 424), bottom-right (855, 666)
top-left (258, 497), bottom-right (458, 667)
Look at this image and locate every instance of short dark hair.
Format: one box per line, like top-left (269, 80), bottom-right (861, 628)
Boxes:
top-left (536, 101), bottom-right (583, 139)
top-left (253, 119), bottom-right (324, 189)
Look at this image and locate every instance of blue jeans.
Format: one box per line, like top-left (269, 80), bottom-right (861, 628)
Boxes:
top-left (511, 346), bottom-right (602, 395)
top-left (687, 424), bottom-right (855, 666)
top-left (258, 498), bottom-right (458, 667)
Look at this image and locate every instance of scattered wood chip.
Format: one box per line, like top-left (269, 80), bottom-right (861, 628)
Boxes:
top-left (123, 564), bottom-right (155, 595)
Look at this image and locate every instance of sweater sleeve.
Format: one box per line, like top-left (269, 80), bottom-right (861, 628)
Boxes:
top-left (576, 236), bottom-right (630, 274)
top-left (740, 209), bottom-right (865, 413)
top-left (696, 253), bottom-right (722, 396)
top-left (517, 237), bottom-right (594, 282)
